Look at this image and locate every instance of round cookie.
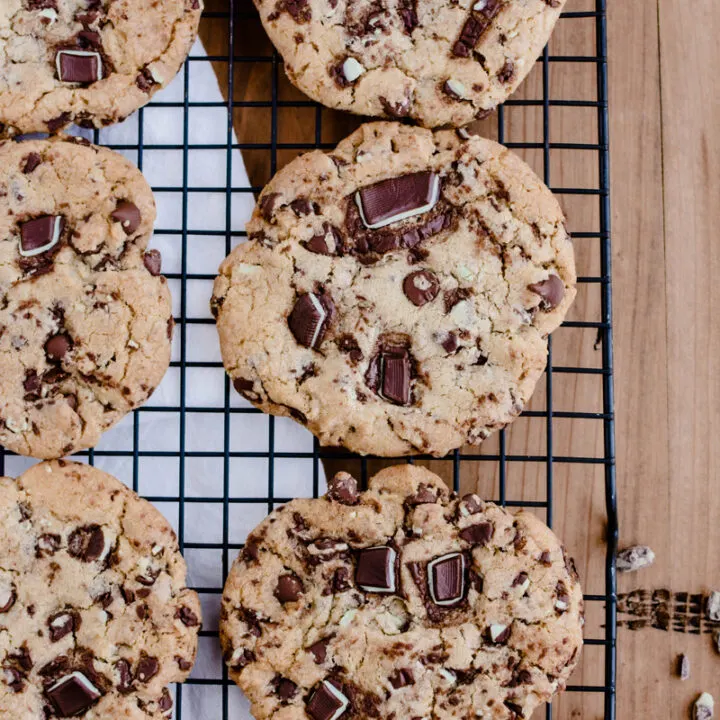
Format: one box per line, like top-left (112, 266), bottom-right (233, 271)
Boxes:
top-left (0, 0), bottom-right (202, 135)
top-left (0, 135), bottom-right (173, 459)
top-left (0, 460), bottom-right (201, 719)
top-left (252, 0), bottom-right (566, 128)
top-left (212, 122), bottom-right (575, 457)
top-left (220, 465), bottom-right (583, 720)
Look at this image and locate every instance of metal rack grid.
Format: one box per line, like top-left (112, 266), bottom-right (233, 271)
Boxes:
top-left (0, 0), bottom-right (617, 718)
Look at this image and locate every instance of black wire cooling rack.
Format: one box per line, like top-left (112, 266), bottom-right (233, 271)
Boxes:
top-left (0, 0), bottom-right (617, 718)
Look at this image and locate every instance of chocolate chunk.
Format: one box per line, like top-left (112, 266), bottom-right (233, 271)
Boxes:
top-left (228, 647), bottom-right (255, 670)
top-left (46, 672), bottom-right (102, 716)
top-left (487, 623), bottom-right (511, 644)
top-left (176, 656), bottom-right (193, 672)
top-left (67, 524), bottom-right (104, 562)
top-left (327, 472), bottom-right (359, 505)
top-left (136, 655), bottom-right (160, 683)
top-left (443, 287), bottom-right (471, 313)
top-left (356, 171), bottom-right (440, 229)
top-left (275, 573), bottom-right (303, 603)
top-left (441, 332), bottom-right (458, 353)
top-left (47, 112), bottom-right (71, 133)
top-left (290, 197), bottom-right (313, 216)
top-left (355, 546), bottom-right (397, 593)
top-left (539, 550), bottom-right (552, 566)
top-left (116, 659), bottom-right (134, 693)
top-left (498, 59), bottom-right (515, 84)
top-left (143, 250), bottom-right (162, 276)
top-left (528, 274), bottom-right (564, 310)
top-left (288, 292), bottom-right (333, 349)
top-left (158, 688), bottom-right (173, 712)
top-left (452, 17), bottom-right (487, 57)
top-left (508, 669), bottom-right (532, 687)
top-left (76, 30), bottom-right (101, 50)
top-left (23, 369), bottom-right (40, 394)
top-left (305, 224), bottom-right (341, 255)
top-left (260, 192), bottom-right (281, 222)
top-left (307, 638), bottom-right (330, 664)
top-left (504, 700), bottom-right (525, 718)
top-left (0, 582), bottom-right (16, 613)
top-left (389, 668), bottom-right (414, 689)
top-left (307, 680), bottom-right (350, 720)
top-left (428, 553), bottom-right (465, 606)
top-left (20, 215), bottom-right (63, 257)
top-left (512, 571), bottom-right (529, 591)
top-left (398, 0), bottom-right (418, 33)
top-left (273, 676), bottom-right (298, 700)
top-left (111, 201), bottom-right (141, 235)
top-left (380, 95), bottom-right (411, 118)
top-left (366, 347), bottom-right (412, 405)
top-left (555, 580), bottom-right (570, 613)
top-left (3, 667), bottom-right (23, 692)
top-left (403, 270), bottom-right (440, 307)
top-left (233, 377), bottom-right (260, 402)
top-left (324, 567), bottom-right (352, 595)
top-left (48, 611), bottom-right (79, 642)
top-left (406, 484), bottom-right (438, 506)
top-left (458, 494), bottom-right (483, 516)
top-left (45, 333), bottom-right (72, 361)
top-left (135, 67), bottom-right (157, 92)
top-left (175, 606), bottom-right (199, 627)
top-left (22, 153), bottom-right (42, 174)
top-left (459, 521), bottom-right (494, 546)
top-left (56, 50), bottom-right (102, 83)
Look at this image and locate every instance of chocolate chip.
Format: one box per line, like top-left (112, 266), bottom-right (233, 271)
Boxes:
top-left (288, 292), bottom-right (333, 349)
top-left (111, 201), bottom-right (141, 235)
top-left (403, 270), bottom-right (440, 307)
top-left (46, 672), bottom-right (102, 716)
top-left (67, 524), bottom-right (104, 562)
top-left (366, 346), bottom-right (411, 405)
top-left (273, 676), bottom-right (298, 700)
top-left (143, 250), bottom-right (162, 276)
top-left (20, 215), bottom-right (63, 256)
top-left (528, 274), bottom-right (564, 310)
top-left (539, 550), bottom-right (552, 566)
top-left (22, 153), bottom-right (42, 174)
top-left (56, 50), bottom-right (102, 83)
top-left (45, 333), bottom-right (72, 361)
top-left (307, 638), bottom-right (330, 664)
top-left (116, 659), bottom-right (134, 694)
top-left (389, 668), bottom-right (414, 689)
top-left (459, 522), bottom-right (494, 546)
top-left (356, 546), bottom-right (397, 593)
top-left (175, 606), bottom-right (199, 627)
top-left (307, 680), bottom-right (350, 720)
top-left (428, 553), bottom-right (466, 606)
top-left (136, 655), bottom-right (160, 683)
top-left (36, 533), bottom-right (61, 557)
top-left (275, 573), bottom-right (303, 603)
top-left (48, 611), bottom-right (79, 642)
top-left (356, 171), bottom-right (440, 229)
top-left (327, 472), bottom-right (359, 505)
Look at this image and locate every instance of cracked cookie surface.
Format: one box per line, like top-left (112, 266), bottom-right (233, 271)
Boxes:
top-left (253, 0), bottom-right (566, 127)
top-left (0, 0), bottom-right (202, 135)
top-left (0, 460), bottom-right (201, 719)
top-left (220, 465), bottom-right (583, 720)
top-left (212, 122), bottom-right (575, 457)
top-left (0, 135), bottom-right (173, 459)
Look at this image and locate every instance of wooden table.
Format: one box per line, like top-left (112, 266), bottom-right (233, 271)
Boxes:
top-left (202, 1), bottom-right (720, 716)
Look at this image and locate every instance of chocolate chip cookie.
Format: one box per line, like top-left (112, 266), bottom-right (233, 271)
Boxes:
top-left (0, 135), bottom-right (173, 459)
top-left (220, 465), bottom-right (583, 720)
top-left (253, 0), bottom-right (566, 127)
top-left (0, 460), bottom-right (201, 718)
top-left (212, 122), bottom-right (575, 457)
top-left (0, 0), bottom-right (202, 135)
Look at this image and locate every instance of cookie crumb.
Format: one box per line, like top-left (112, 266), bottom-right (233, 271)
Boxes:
top-left (706, 591), bottom-right (720, 621)
top-left (616, 545), bottom-right (655, 572)
top-left (677, 653), bottom-right (689, 680)
top-left (694, 693), bottom-right (714, 720)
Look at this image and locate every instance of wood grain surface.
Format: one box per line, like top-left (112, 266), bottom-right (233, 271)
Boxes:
top-left (200, 1), bottom-right (720, 716)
